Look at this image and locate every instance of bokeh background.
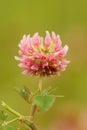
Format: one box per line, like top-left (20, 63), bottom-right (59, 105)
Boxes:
top-left (0, 0), bottom-right (87, 129)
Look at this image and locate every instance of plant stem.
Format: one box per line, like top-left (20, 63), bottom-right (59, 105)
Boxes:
top-left (2, 118), bottom-right (18, 127)
top-left (38, 76), bottom-right (43, 92)
top-left (28, 77), bottom-right (43, 130)
top-left (29, 104), bottom-right (37, 121)
top-left (1, 101), bottom-right (22, 117)
top-left (29, 123), bottom-right (38, 130)
top-left (29, 104), bottom-right (37, 130)
top-left (1, 101), bottom-right (38, 130)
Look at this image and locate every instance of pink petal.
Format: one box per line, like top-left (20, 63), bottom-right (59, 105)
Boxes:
top-left (22, 70), bottom-right (29, 75)
top-left (31, 64), bottom-right (39, 71)
top-left (14, 56), bottom-right (21, 61)
top-left (45, 31), bottom-right (51, 47)
top-left (42, 62), bottom-right (48, 68)
top-left (54, 35), bottom-right (62, 51)
top-left (32, 33), bottom-right (42, 46)
top-left (18, 63), bottom-right (28, 68)
top-left (58, 45), bottom-right (69, 57)
top-left (52, 32), bottom-right (57, 43)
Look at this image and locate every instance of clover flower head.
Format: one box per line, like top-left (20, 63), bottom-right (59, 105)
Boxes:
top-left (15, 31), bottom-right (70, 76)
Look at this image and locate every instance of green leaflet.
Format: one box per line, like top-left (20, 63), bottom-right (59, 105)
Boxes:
top-left (15, 87), bottom-right (33, 103)
top-left (34, 95), bottom-right (55, 112)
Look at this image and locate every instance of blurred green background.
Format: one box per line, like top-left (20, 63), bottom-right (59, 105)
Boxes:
top-left (0, 0), bottom-right (87, 129)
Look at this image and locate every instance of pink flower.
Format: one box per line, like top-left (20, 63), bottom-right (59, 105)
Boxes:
top-left (15, 31), bottom-right (70, 76)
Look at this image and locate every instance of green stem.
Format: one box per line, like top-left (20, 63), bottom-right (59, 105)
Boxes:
top-left (28, 77), bottom-right (43, 130)
top-left (1, 101), bottom-right (22, 117)
top-left (2, 118), bottom-right (18, 127)
top-left (38, 76), bottom-right (43, 92)
top-left (1, 101), bottom-right (38, 130)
